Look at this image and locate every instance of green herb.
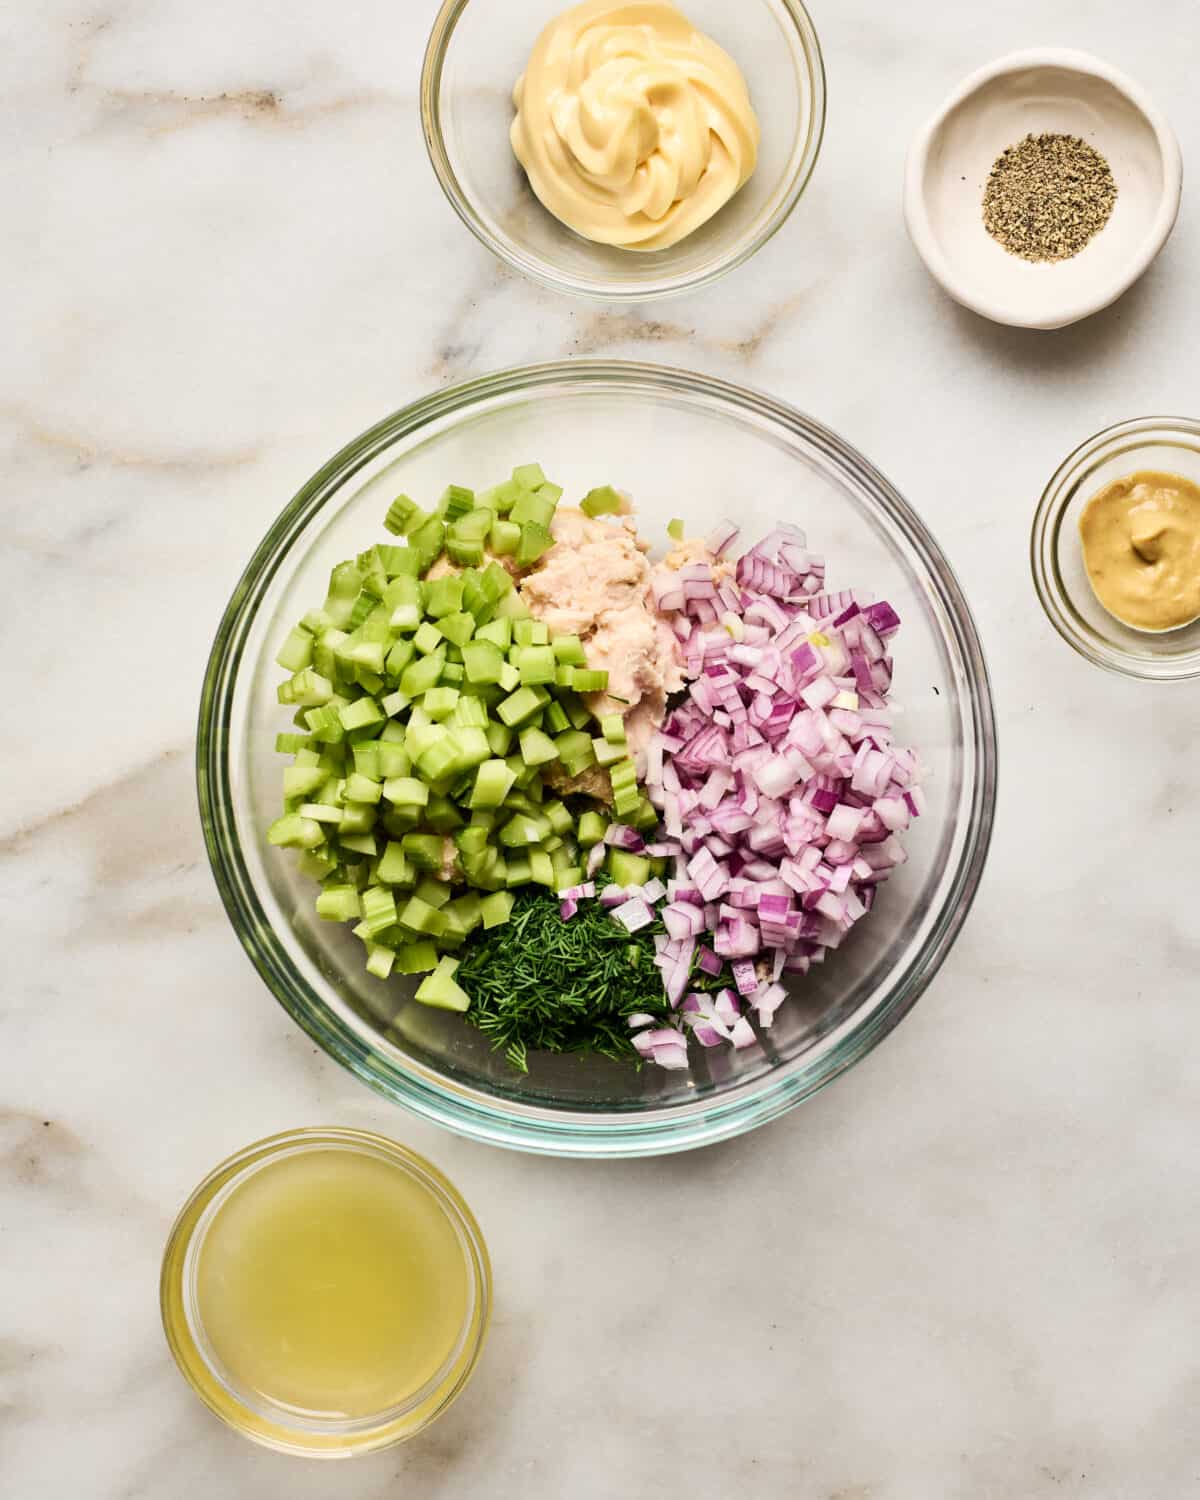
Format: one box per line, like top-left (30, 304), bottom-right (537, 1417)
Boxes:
top-left (455, 890), bottom-right (725, 1072)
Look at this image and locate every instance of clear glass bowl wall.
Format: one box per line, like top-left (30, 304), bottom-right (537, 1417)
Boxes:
top-left (200, 363), bottom-right (996, 1156)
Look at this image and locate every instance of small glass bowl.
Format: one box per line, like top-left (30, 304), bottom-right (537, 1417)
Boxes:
top-left (420, 0), bottom-right (826, 301)
top-left (1031, 416), bottom-right (1200, 680)
top-left (160, 1129), bottom-right (491, 1458)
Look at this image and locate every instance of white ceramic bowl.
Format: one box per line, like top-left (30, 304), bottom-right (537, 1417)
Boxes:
top-left (904, 49), bottom-right (1182, 329)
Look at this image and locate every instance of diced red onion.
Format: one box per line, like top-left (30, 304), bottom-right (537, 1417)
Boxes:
top-left (611, 896), bottom-right (654, 933)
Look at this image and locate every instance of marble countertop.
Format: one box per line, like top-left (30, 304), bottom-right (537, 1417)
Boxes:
top-left (4, 1), bottom-right (1198, 1495)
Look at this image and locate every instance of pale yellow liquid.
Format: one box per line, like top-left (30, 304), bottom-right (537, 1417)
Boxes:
top-left (195, 1147), bottom-right (470, 1420)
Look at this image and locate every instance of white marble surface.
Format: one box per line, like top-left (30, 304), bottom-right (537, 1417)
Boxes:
top-left (3, 0), bottom-right (1198, 1494)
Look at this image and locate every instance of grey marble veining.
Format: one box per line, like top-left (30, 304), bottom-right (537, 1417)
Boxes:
top-left (2, 1), bottom-right (1198, 1496)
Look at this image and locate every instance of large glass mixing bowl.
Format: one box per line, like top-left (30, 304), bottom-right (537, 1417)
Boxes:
top-left (198, 362), bottom-right (996, 1156)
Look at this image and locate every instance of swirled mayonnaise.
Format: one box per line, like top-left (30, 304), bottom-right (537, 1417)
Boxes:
top-left (510, 0), bottom-right (760, 251)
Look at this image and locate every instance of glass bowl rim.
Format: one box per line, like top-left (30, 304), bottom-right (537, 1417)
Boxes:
top-left (419, 0), bottom-right (828, 302)
top-left (1030, 414), bottom-right (1200, 682)
top-left (197, 359), bottom-right (998, 1157)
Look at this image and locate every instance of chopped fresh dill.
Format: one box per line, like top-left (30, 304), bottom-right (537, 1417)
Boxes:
top-left (455, 889), bottom-right (725, 1072)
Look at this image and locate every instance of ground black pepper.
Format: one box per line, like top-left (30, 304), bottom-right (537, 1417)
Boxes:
top-left (982, 132), bottom-right (1117, 263)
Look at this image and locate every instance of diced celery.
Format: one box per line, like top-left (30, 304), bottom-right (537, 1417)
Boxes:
top-left (283, 765), bottom-right (326, 799)
top-left (456, 825), bottom-right (490, 857)
top-left (437, 611), bottom-right (476, 647)
top-left (275, 732), bottom-right (311, 755)
top-left (384, 494), bottom-right (422, 535)
top-left (424, 795), bottom-right (464, 832)
top-left (338, 697), bottom-right (383, 733)
top-left (352, 742), bottom-right (381, 779)
top-left (374, 544), bottom-right (417, 578)
top-left (528, 851), bottom-right (555, 887)
top-left (377, 742), bottom-right (413, 778)
top-left (600, 714), bottom-right (626, 745)
top-left (344, 773), bottom-right (383, 804)
top-left (519, 727), bottom-right (559, 767)
top-left (394, 941), bottom-right (439, 974)
top-left (480, 561), bottom-right (514, 600)
top-left (377, 842), bottom-right (416, 886)
top-left (402, 833), bottom-right (446, 871)
top-left (512, 462), bottom-right (546, 490)
top-left (479, 890), bottom-right (515, 929)
top-left (474, 617), bottom-right (511, 651)
top-left (580, 485), bottom-right (623, 517)
top-left (409, 516), bottom-right (446, 573)
top-left (517, 645), bottom-right (556, 686)
top-left (461, 639), bottom-right (503, 685)
top-left (285, 669), bottom-right (333, 707)
top-left (593, 737), bottom-right (626, 767)
top-left (423, 686), bottom-right (460, 721)
top-left (630, 795), bottom-right (659, 831)
top-left (298, 802), bottom-right (343, 825)
top-left (485, 721), bottom-right (513, 758)
top-left (497, 686), bottom-right (545, 727)
top-left (316, 885), bottom-right (361, 922)
top-left (449, 531), bottom-right (488, 567)
top-left (412, 621), bottom-right (442, 656)
top-left (544, 701), bottom-right (570, 734)
top-left (439, 484), bottom-right (475, 519)
top-left (501, 858), bottom-right (531, 888)
top-left (499, 812), bottom-right (549, 847)
top-left (400, 653), bottom-right (444, 697)
top-left (551, 634), bottom-right (587, 666)
top-left (489, 518), bottom-right (520, 556)
top-left (365, 945), bottom-right (395, 979)
top-left (667, 517), bottom-right (685, 541)
top-left (380, 689), bottom-right (410, 719)
top-left (447, 726), bottom-right (491, 769)
top-left (570, 668), bottom-right (609, 693)
top-left (515, 522), bottom-right (553, 568)
top-left (561, 693), bottom-right (592, 731)
top-left (339, 802), bottom-right (377, 835)
top-left (297, 848), bottom-right (337, 880)
top-left (346, 591), bottom-right (377, 632)
top-left (498, 662), bottom-right (520, 693)
top-left (416, 737), bottom-right (460, 782)
top-left (398, 896), bottom-right (447, 937)
top-left (414, 956), bottom-right (470, 1012)
top-left (414, 877), bottom-right (452, 909)
top-left (453, 508), bottom-right (494, 542)
top-left (543, 801), bottom-right (573, 836)
top-left (470, 759), bottom-right (517, 809)
top-left (440, 662), bottom-right (464, 685)
top-left (451, 696), bottom-right (489, 730)
top-left (384, 776), bottom-right (429, 808)
top-left (608, 850), bottom-right (651, 887)
top-left (361, 886), bottom-right (397, 936)
top-left (513, 619), bottom-right (549, 647)
top-left (339, 832), bottom-right (378, 856)
top-left (275, 626), bottom-right (314, 673)
top-left (510, 490), bottom-right (558, 529)
top-left (577, 810), bottom-right (607, 847)
top-left (442, 891), bottom-right (482, 939)
top-left (553, 729), bottom-right (595, 775)
top-left (267, 812), bottom-right (325, 849)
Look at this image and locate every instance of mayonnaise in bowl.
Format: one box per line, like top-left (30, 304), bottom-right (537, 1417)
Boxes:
top-left (510, 0), bottom-right (760, 251)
